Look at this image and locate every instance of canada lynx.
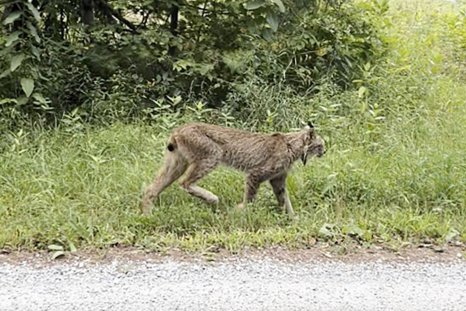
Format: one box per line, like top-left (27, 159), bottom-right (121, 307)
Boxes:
top-left (141, 122), bottom-right (325, 215)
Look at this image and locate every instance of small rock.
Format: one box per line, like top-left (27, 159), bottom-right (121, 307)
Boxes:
top-left (433, 246), bottom-right (445, 253)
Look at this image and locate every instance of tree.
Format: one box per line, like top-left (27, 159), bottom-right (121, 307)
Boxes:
top-left (0, 0), bottom-right (386, 123)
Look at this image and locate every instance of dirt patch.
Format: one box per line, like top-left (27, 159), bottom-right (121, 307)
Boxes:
top-left (1, 242), bottom-right (464, 267)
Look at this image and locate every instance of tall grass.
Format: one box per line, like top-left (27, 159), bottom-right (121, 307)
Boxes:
top-left (0, 0), bottom-right (465, 251)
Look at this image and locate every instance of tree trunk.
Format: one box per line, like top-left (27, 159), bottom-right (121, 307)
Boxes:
top-left (81, 0), bottom-right (94, 25)
top-left (168, 4), bottom-right (179, 56)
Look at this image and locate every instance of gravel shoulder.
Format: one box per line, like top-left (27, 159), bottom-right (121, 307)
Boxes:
top-left (1, 246), bottom-right (465, 311)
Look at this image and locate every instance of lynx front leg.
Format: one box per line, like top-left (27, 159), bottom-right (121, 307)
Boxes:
top-left (179, 162), bottom-right (219, 204)
top-left (237, 174), bottom-right (262, 210)
top-left (270, 174), bottom-right (294, 215)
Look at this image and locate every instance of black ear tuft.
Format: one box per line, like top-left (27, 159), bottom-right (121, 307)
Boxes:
top-left (307, 121), bottom-right (314, 128)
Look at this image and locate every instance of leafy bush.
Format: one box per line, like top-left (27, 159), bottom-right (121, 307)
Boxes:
top-left (0, 0), bottom-right (387, 126)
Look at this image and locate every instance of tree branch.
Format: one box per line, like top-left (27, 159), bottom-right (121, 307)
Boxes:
top-left (95, 0), bottom-right (139, 34)
top-left (138, 10), bottom-right (151, 28)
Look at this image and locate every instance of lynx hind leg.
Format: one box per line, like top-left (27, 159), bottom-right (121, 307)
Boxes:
top-left (237, 174), bottom-right (262, 210)
top-left (141, 151), bottom-right (187, 215)
top-left (179, 161), bottom-right (220, 204)
top-left (270, 174), bottom-right (294, 215)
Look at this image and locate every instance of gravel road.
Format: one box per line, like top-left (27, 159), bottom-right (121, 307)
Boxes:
top-left (1, 257), bottom-right (465, 311)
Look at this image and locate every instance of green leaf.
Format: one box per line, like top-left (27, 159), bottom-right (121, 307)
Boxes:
top-left (0, 98), bottom-right (18, 105)
top-left (48, 244), bottom-right (64, 251)
top-left (32, 92), bottom-right (46, 104)
top-left (244, 0), bottom-right (266, 10)
top-left (342, 224), bottom-right (364, 237)
top-left (31, 46), bottom-right (41, 60)
top-left (27, 22), bottom-right (41, 43)
top-left (358, 86), bottom-right (367, 98)
top-left (47, 244), bottom-right (64, 251)
top-left (262, 29), bottom-right (274, 41)
top-left (266, 13), bottom-right (279, 32)
top-left (196, 63), bottom-right (214, 76)
top-left (173, 59), bottom-right (192, 71)
top-left (319, 223), bottom-right (336, 239)
top-left (0, 69), bottom-right (11, 79)
top-left (20, 78), bottom-right (35, 97)
top-left (271, 0), bottom-right (286, 12)
top-left (168, 95), bottom-right (182, 105)
top-left (51, 251), bottom-right (66, 260)
top-left (10, 54), bottom-right (25, 72)
top-left (25, 2), bottom-right (41, 22)
top-left (69, 241), bottom-right (77, 253)
top-left (3, 11), bottom-right (22, 25)
top-left (445, 228), bottom-right (459, 242)
top-left (5, 31), bottom-right (21, 47)
top-left (17, 97), bottom-right (29, 106)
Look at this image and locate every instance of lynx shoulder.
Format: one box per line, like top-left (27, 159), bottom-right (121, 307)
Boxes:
top-left (141, 122), bottom-right (325, 215)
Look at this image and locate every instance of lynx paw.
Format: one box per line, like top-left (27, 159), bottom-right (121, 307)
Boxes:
top-left (140, 201), bottom-right (152, 216)
top-left (207, 195), bottom-right (219, 204)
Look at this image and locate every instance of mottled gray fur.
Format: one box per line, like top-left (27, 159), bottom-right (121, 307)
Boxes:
top-left (141, 122), bottom-right (325, 215)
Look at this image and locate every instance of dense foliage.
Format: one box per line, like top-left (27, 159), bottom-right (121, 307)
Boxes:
top-left (1, 0), bottom-right (387, 125)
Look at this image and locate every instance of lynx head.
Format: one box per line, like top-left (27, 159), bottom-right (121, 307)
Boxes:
top-left (301, 122), bottom-right (325, 165)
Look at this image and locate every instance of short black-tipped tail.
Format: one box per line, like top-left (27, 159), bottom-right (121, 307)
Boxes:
top-left (167, 136), bottom-right (177, 152)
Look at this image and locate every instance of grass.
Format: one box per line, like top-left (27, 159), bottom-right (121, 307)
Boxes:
top-left (0, 0), bottom-right (465, 252)
top-left (1, 103), bottom-right (464, 252)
